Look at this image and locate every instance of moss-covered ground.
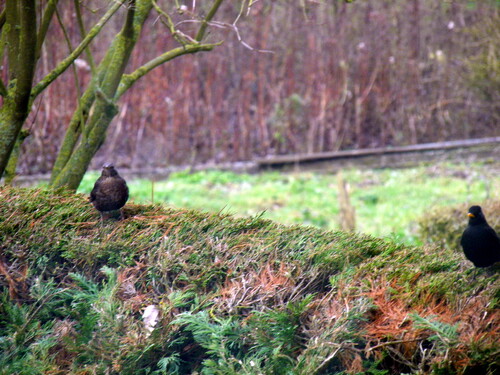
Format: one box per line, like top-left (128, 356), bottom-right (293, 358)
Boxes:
top-left (0, 186), bottom-right (499, 374)
top-left (78, 163), bottom-right (500, 245)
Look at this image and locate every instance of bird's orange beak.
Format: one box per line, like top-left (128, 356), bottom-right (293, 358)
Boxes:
top-left (467, 213), bottom-right (475, 218)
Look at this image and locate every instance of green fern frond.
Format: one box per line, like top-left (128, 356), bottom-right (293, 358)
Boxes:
top-left (411, 313), bottom-right (459, 347)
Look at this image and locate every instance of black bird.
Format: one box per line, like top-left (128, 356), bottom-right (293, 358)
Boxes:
top-left (460, 205), bottom-right (500, 268)
top-left (90, 164), bottom-right (129, 220)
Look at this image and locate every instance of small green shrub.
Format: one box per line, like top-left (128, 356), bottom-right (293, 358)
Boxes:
top-left (417, 200), bottom-right (500, 252)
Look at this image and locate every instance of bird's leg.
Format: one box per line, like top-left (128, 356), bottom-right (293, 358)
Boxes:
top-left (484, 266), bottom-right (498, 277)
top-left (465, 267), bottom-right (477, 281)
top-left (471, 267), bottom-right (480, 281)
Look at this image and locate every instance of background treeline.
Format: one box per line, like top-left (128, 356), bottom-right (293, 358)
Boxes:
top-left (17, 0), bottom-right (499, 174)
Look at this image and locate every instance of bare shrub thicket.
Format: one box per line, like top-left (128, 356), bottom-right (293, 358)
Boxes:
top-left (18, 0), bottom-right (499, 173)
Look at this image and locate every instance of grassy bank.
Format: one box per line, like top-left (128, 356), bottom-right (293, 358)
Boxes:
top-left (78, 163), bottom-right (500, 244)
top-left (0, 186), bottom-right (498, 374)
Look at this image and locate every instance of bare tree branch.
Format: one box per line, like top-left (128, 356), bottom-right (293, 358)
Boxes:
top-left (31, 0), bottom-right (122, 99)
top-left (36, 0), bottom-right (59, 61)
top-left (152, 0), bottom-right (195, 45)
top-left (195, 0), bottom-right (224, 41)
top-left (74, 0), bottom-right (97, 74)
top-left (117, 42), bottom-right (221, 98)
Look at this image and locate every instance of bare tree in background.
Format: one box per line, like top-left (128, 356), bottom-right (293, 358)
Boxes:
top-left (49, 0), bottom-right (229, 190)
top-left (0, 0), bottom-right (123, 183)
top-left (0, 0), bottom-right (245, 190)
top-left (6, 1), bottom-right (495, 179)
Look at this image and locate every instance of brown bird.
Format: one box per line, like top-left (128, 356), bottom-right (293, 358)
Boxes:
top-left (90, 164), bottom-right (129, 220)
top-left (460, 205), bottom-right (500, 268)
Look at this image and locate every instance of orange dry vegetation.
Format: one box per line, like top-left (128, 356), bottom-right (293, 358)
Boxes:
top-left (218, 263), bottom-right (297, 313)
top-left (363, 279), bottom-right (499, 371)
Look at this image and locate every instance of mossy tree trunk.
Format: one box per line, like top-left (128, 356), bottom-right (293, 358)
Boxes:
top-left (4, 128), bottom-right (30, 184)
top-left (0, 0), bottom-right (37, 179)
top-left (50, 0), bottom-right (225, 191)
top-left (49, 0), bottom-right (144, 189)
top-left (0, 0), bottom-right (121, 181)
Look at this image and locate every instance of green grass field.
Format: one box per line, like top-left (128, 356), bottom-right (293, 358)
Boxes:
top-left (79, 163), bottom-right (500, 245)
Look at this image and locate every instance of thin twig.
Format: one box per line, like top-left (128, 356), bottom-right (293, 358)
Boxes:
top-left (314, 345), bottom-right (342, 373)
top-left (366, 337), bottom-right (423, 352)
top-left (177, 19), bottom-right (274, 53)
top-left (152, 0), bottom-right (195, 45)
